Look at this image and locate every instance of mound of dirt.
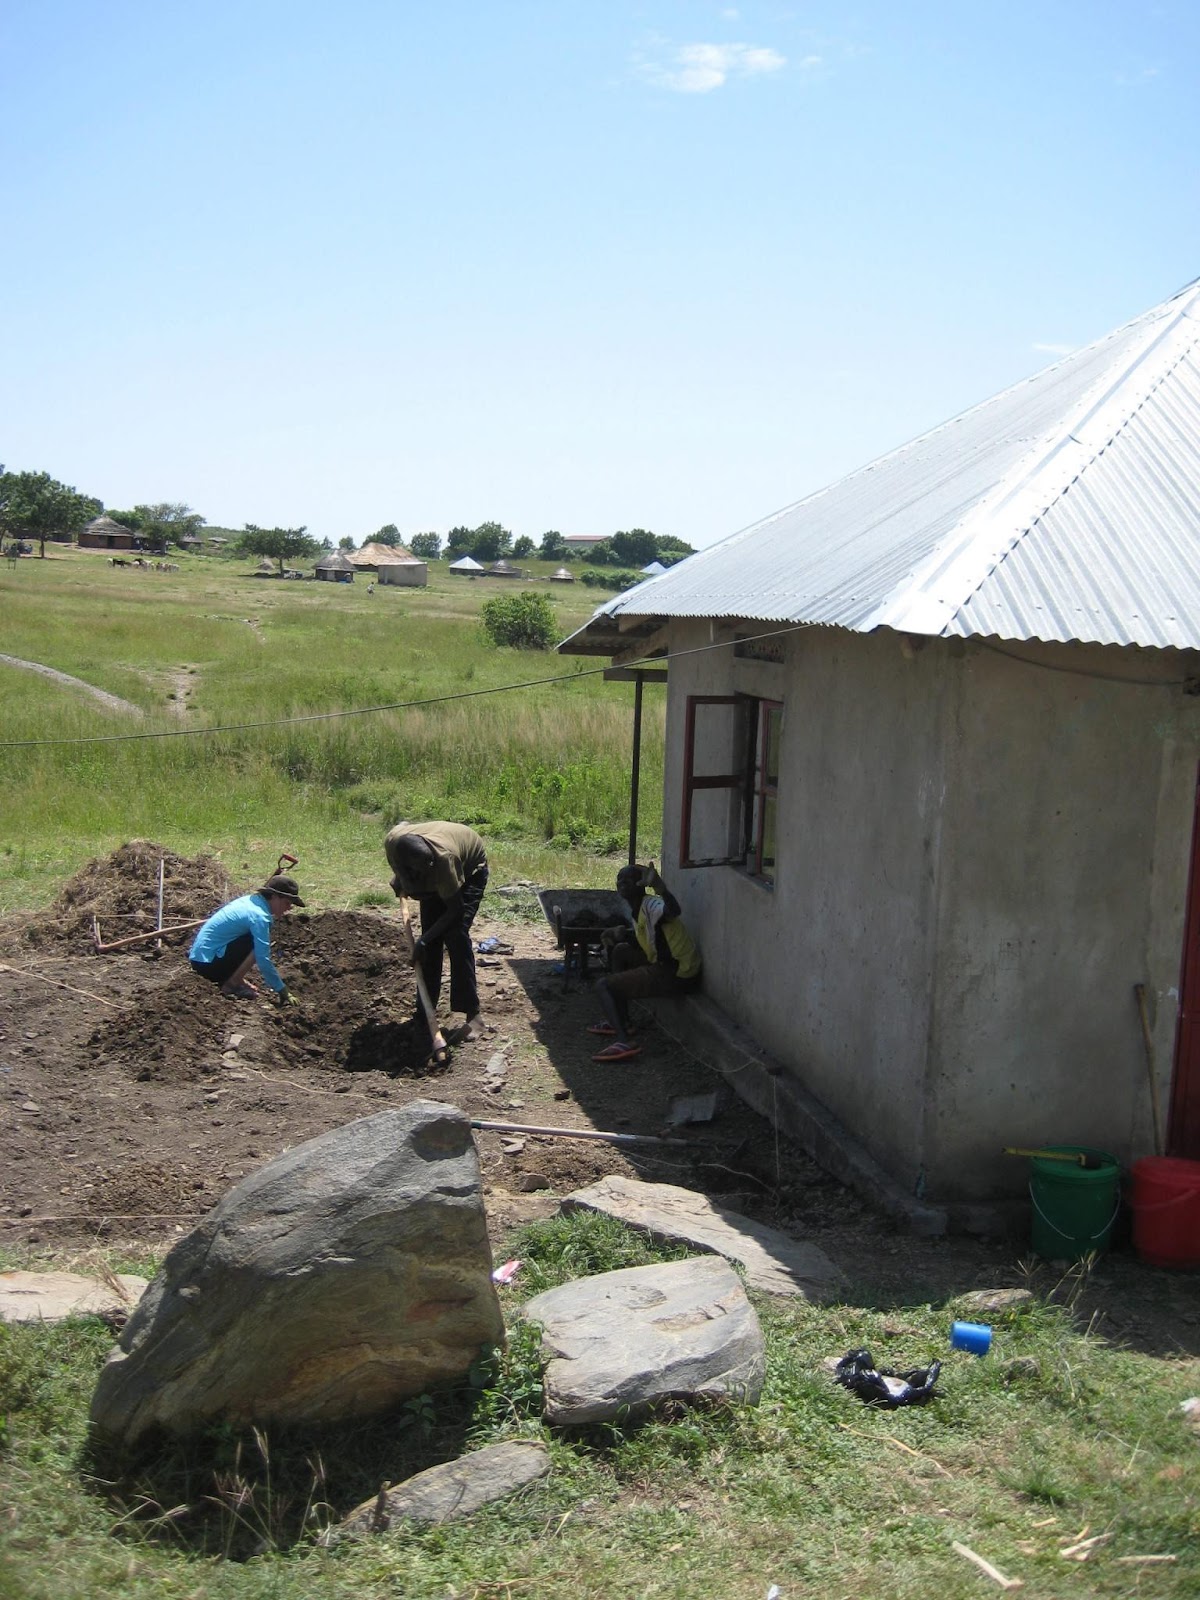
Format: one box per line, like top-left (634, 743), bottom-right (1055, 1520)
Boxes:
top-left (10, 840), bottom-right (235, 953)
top-left (85, 909), bottom-right (433, 1083)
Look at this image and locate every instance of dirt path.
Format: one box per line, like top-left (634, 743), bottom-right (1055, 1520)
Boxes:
top-left (0, 654), bottom-right (144, 717)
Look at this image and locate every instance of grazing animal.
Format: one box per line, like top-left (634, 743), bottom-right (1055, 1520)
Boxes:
top-left (110, 556), bottom-right (129, 567)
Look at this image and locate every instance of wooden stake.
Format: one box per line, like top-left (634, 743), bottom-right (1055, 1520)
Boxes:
top-left (93, 919), bottom-right (204, 952)
top-left (155, 857), bottom-right (165, 950)
top-left (951, 1542), bottom-right (1023, 1589)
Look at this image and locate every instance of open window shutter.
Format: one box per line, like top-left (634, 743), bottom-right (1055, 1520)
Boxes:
top-left (680, 695), bottom-right (746, 867)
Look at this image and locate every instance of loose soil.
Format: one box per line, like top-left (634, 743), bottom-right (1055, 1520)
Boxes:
top-left (2, 844), bottom-right (1197, 1357)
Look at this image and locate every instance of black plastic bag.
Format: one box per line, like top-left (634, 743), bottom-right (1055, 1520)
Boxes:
top-left (834, 1347), bottom-right (941, 1409)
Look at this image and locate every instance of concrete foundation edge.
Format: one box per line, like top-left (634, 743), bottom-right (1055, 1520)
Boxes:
top-left (654, 995), bottom-right (956, 1237)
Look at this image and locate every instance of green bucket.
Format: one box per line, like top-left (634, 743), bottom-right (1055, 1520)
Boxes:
top-left (1029, 1146), bottom-right (1121, 1263)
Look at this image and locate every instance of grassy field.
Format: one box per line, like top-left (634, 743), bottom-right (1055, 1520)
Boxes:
top-left (0, 547), bottom-right (663, 913)
top-left (2, 1214), bottom-right (1198, 1599)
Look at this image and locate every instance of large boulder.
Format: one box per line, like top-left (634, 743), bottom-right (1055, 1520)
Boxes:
top-left (89, 1100), bottom-right (503, 1446)
top-left (519, 1256), bottom-right (765, 1425)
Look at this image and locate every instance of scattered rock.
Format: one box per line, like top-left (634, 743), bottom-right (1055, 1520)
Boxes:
top-left (518, 1172), bottom-right (551, 1192)
top-left (952, 1288), bottom-right (1034, 1320)
top-left (553, 1089), bottom-right (571, 1102)
top-left (88, 1100), bottom-right (505, 1446)
top-left (341, 1442), bottom-right (550, 1534)
top-left (519, 1256), bottom-right (765, 1425)
top-left (563, 1175), bottom-right (844, 1299)
top-left (1, 1270), bottom-right (148, 1326)
top-left (1001, 1356), bottom-right (1041, 1384)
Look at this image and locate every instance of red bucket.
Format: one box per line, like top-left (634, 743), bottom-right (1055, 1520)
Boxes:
top-left (1131, 1157), bottom-right (1200, 1269)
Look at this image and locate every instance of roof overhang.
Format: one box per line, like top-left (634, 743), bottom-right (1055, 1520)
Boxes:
top-left (558, 609), bottom-right (669, 665)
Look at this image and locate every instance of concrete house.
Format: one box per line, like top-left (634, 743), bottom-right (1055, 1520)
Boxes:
top-left (349, 541), bottom-right (429, 587)
top-left (562, 279), bottom-right (1200, 1223)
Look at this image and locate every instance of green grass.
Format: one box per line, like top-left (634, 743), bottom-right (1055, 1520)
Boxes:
top-left (0, 548), bottom-right (662, 913)
top-left (2, 1215), bottom-right (1198, 1598)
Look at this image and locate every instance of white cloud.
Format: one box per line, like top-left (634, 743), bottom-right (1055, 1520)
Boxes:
top-left (721, 7), bottom-right (740, 17)
top-left (639, 40), bottom-right (786, 93)
top-left (1032, 342), bottom-right (1074, 356)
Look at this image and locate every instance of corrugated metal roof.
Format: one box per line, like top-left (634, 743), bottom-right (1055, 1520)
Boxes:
top-left (562, 280), bottom-right (1200, 655)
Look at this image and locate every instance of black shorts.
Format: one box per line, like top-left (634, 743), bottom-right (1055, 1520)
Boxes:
top-left (189, 932), bottom-right (254, 986)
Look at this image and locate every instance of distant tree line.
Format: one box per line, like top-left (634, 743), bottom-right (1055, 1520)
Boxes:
top-left (355, 521), bottom-right (694, 568)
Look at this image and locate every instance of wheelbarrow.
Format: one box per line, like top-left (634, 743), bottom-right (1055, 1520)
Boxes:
top-left (536, 888), bottom-right (632, 989)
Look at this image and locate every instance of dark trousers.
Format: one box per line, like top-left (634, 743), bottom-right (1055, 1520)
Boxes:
top-left (418, 860), bottom-right (488, 1017)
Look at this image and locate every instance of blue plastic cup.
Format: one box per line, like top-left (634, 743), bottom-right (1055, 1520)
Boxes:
top-left (950, 1320), bottom-right (992, 1356)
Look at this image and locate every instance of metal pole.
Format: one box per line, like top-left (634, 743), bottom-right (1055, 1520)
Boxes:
top-left (470, 1118), bottom-right (689, 1148)
top-left (629, 671), bottom-right (644, 865)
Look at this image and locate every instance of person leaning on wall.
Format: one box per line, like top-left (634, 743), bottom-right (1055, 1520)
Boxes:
top-left (589, 861), bottom-right (702, 1061)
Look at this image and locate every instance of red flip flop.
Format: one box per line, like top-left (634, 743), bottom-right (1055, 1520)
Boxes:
top-left (587, 1022), bottom-right (617, 1037)
top-left (592, 1042), bottom-right (641, 1062)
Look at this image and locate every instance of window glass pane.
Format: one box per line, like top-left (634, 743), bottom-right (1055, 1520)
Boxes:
top-left (691, 702), bottom-right (740, 777)
top-left (760, 796), bottom-right (777, 880)
top-left (689, 786), bottom-right (743, 863)
top-left (763, 705), bottom-right (782, 785)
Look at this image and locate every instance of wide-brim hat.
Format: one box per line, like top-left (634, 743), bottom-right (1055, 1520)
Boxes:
top-left (261, 873), bottom-right (306, 906)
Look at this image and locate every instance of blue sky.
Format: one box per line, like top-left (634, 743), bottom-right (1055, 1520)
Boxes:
top-left (2, 2), bottom-right (1197, 548)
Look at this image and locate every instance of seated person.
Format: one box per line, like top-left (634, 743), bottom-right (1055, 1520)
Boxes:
top-left (591, 862), bottom-right (701, 1061)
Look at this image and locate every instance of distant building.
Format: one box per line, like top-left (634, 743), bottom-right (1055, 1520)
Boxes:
top-left (349, 541), bottom-right (429, 587)
top-left (448, 555), bottom-right (485, 576)
top-left (78, 516), bottom-right (136, 551)
top-left (549, 566), bottom-right (575, 583)
top-left (485, 560), bottom-right (523, 579)
top-left (314, 550), bottom-right (355, 582)
top-left (563, 534), bottom-right (608, 552)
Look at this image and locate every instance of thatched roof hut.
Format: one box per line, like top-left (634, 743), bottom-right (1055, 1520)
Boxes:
top-left (79, 516), bottom-right (136, 550)
top-left (349, 541), bottom-right (429, 587)
top-left (315, 550), bottom-right (355, 582)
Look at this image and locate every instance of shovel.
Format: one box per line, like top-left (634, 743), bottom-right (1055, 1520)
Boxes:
top-left (400, 907), bottom-right (447, 1062)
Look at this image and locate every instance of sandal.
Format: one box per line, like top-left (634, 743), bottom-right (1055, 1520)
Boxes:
top-left (587, 1022), bottom-right (617, 1037)
top-left (426, 1044), bottom-right (452, 1069)
top-left (592, 1042), bottom-right (641, 1063)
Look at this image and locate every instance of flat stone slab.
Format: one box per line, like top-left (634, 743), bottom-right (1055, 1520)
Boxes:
top-left (519, 1256), bottom-right (765, 1425)
top-left (341, 1442), bottom-right (550, 1533)
top-left (562, 1175), bottom-right (844, 1299)
top-left (0, 1270), bottom-right (148, 1325)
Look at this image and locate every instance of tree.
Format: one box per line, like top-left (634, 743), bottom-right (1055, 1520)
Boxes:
top-left (235, 524), bottom-right (321, 577)
top-left (446, 525), bottom-right (475, 557)
top-left (481, 591), bottom-right (558, 650)
top-left (470, 521), bottom-right (512, 563)
top-left (374, 524), bottom-right (401, 547)
top-left (338, 536), bottom-right (356, 550)
top-left (410, 531), bottom-right (441, 560)
top-left (512, 534), bottom-right (535, 559)
top-left (0, 468), bottom-right (100, 557)
top-left (610, 528), bottom-right (659, 567)
top-left (131, 502), bottom-right (205, 553)
top-left (539, 529), bottom-right (567, 561)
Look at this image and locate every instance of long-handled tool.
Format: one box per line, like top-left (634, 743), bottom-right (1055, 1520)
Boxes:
top-left (277, 851), bottom-right (299, 874)
top-left (471, 1118), bottom-right (690, 1149)
top-left (400, 905), bottom-right (446, 1059)
top-left (1134, 982), bottom-right (1165, 1156)
top-left (1003, 1146), bottom-right (1088, 1166)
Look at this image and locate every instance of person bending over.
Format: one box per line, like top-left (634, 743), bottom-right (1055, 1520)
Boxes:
top-left (188, 873), bottom-right (304, 1002)
top-left (385, 821), bottom-right (489, 1050)
top-left (591, 862), bottom-right (702, 1061)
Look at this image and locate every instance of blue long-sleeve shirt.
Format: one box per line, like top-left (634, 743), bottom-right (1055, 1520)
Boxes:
top-left (188, 893), bottom-right (286, 991)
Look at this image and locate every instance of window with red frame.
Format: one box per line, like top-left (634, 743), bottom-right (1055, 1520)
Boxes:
top-left (680, 694), bottom-right (782, 885)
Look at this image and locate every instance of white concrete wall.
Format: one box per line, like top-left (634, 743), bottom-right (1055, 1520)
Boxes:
top-left (659, 621), bottom-right (1200, 1201)
top-left (378, 564), bottom-right (429, 587)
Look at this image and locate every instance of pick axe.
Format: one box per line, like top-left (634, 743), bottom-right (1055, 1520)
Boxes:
top-left (400, 905), bottom-right (447, 1061)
